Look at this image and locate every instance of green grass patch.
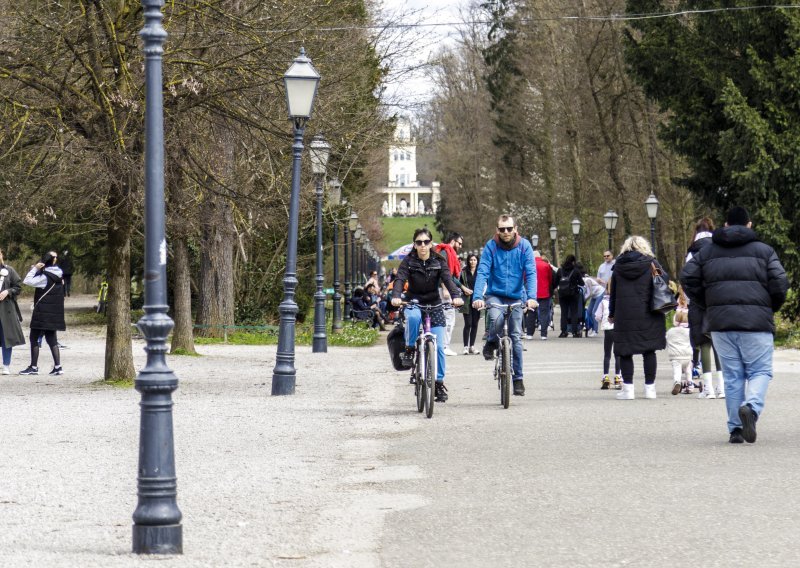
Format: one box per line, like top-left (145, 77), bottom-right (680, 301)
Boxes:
top-left (71, 308), bottom-right (145, 326)
top-left (775, 313), bottom-right (800, 349)
top-left (379, 215), bottom-right (440, 255)
top-left (170, 348), bottom-right (201, 356)
top-left (194, 321), bottom-right (378, 347)
top-left (95, 378), bottom-right (135, 389)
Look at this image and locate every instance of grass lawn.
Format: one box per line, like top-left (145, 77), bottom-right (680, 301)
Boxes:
top-left (379, 216), bottom-right (441, 256)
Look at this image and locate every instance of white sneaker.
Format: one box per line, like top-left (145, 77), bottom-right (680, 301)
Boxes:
top-left (444, 348), bottom-right (457, 357)
top-left (1, 365), bottom-right (9, 375)
top-left (541, 336), bottom-right (548, 341)
top-left (616, 383), bottom-right (634, 400)
top-left (644, 384), bottom-right (657, 399)
top-left (715, 388), bottom-right (725, 399)
top-left (462, 347), bottom-right (469, 355)
top-left (587, 330), bottom-right (598, 337)
top-left (525, 335), bottom-right (533, 340)
top-left (698, 389), bottom-right (716, 399)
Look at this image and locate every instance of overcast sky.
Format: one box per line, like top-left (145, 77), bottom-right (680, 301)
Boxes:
top-left (379, 0), bottom-right (467, 115)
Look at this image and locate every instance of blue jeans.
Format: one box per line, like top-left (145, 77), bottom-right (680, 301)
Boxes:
top-left (486, 295), bottom-right (524, 380)
top-left (586, 295), bottom-right (602, 333)
top-left (404, 306), bottom-right (446, 383)
top-left (537, 297), bottom-right (552, 337)
top-left (711, 331), bottom-right (774, 433)
top-left (0, 323), bottom-right (11, 366)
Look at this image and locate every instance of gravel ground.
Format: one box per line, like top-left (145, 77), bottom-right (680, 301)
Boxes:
top-left (0, 295), bottom-right (410, 567)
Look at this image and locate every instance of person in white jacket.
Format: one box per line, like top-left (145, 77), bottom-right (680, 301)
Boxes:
top-left (595, 289), bottom-right (621, 389)
top-left (666, 291), bottom-right (694, 395)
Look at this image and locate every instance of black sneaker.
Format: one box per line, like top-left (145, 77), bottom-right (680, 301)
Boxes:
top-left (19, 366), bottom-right (38, 375)
top-left (399, 348), bottom-right (415, 369)
top-left (435, 382), bottom-right (448, 402)
top-left (729, 427), bottom-right (745, 444)
top-left (482, 340), bottom-right (498, 361)
top-left (513, 379), bottom-right (525, 396)
top-left (558, 332), bottom-right (568, 338)
top-left (738, 404), bottom-right (758, 443)
top-left (48, 366), bottom-right (63, 376)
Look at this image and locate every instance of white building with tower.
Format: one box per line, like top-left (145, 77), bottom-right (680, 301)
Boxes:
top-left (379, 116), bottom-right (440, 216)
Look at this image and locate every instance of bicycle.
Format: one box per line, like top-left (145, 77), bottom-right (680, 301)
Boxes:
top-left (400, 300), bottom-right (440, 419)
top-left (486, 301), bottom-right (524, 409)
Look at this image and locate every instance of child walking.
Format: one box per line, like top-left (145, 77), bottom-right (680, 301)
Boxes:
top-left (595, 288), bottom-right (621, 389)
top-left (666, 290), bottom-right (694, 395)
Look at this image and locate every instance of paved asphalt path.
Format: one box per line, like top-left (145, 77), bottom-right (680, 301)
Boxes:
top-left (1, 297), bottom-right (799, 567)
top-left (379, 315), bottom-right (800, 567)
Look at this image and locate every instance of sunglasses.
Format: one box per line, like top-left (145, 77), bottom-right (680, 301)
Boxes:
top-left (415, 239), bottom-right (432, 246)
top-left (497, 227), bottom-right (514, 233)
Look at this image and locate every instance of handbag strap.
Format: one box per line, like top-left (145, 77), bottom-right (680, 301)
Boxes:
top-left (650, 262), bottom-right (662, 277)
top-left (34, 282), bottom-right (55, 309)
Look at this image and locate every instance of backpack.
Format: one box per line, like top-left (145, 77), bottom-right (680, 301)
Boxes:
top-left (557, 268), bottom-right (577, 297)
top-left (387, 323), bottom-right (409, 370)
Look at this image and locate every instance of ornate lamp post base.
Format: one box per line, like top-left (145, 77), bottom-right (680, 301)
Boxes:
top-left (133, 525), bottom-right (183, 554)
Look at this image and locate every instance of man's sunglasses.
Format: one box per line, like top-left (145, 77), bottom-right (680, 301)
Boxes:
top-left (497, 227), bottom-right (514, 233)
top-left (415, 239), bottom-right (432, 246)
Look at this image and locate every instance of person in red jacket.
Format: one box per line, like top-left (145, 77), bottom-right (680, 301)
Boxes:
top-left (527, 252), bottom-right (555, 340)
top-left (435, 232), bottom-right (464, 356)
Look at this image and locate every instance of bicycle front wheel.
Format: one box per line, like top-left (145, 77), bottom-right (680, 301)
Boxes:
top-left (500, 339), bottom-right (511, 408)
top-left (424, 338), bottom-right (437, 418)
top-left (415, 346), bottom-right (425, 413)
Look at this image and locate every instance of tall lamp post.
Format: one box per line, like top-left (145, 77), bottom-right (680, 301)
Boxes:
top-left (272, 48), bottom-right (321, 396)
top-left (603, 209), bottom-right (619, 252)
top-left (571, 217), bottom-right (581, 260)
top-left (549, 225), bottom-right (558, 265)
top-left (346, 211), bottom-right (358, 317)
top-left (133, 0), bottom-right (182, 554)
top-left (329, 178), bottom-right (343, 334)
top-left (309, 134), bottom-right (330, 353)
top-left (645, 193), bottom-right (659, 257)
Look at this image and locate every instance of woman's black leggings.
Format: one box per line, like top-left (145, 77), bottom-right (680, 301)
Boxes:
top-left (619, 351), bottom-right (656, 385)
top-left (30, 329), bottom-right (59, 367)
top-left (462, 311), bottom-right (480, 348)
top-left (603, 331), bottom-right (621, 375)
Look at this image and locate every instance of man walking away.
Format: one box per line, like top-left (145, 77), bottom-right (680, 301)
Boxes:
top-left (680, 207), bottom-right (788, 444)
top-left (472, 215), bottom-right (537, 396)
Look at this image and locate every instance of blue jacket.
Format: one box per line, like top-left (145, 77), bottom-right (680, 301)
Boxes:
top-left (473, 235), bottom-right (536, 302)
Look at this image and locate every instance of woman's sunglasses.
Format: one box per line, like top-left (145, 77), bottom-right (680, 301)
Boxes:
top-left (414, 239), bottom-right (432, 246)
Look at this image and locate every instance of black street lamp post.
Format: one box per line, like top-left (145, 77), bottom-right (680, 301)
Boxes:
top-left (343, 222), bottom-right (351, 321)
top-left (309, 134), bottom-right (330, 354)
top-left (549, 224), bottom-right (558, 265)
top-left (347, 212), bottom-right (358, 308)
top-left (645, 193), bottom-right (659, 257)
top-left (272, 48), bottom-right (321, 396)
top-left (329, 178), bottom-right (343, 334)
top-left (353, 225), bottom-right (362, 287)
top-left (603, 209), bottom-right (619, 252)
top-left (133, 0), bottom-right (182, 554)
top-left (571, 218), bottom-right (581, 261)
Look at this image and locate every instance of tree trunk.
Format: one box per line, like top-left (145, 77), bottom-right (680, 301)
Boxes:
top-left (104, 196), bottom-right (135, 381)
top-left (170, 237), bottom-right (196, 353)
top-left (196, 196), bottom-right (235, 337)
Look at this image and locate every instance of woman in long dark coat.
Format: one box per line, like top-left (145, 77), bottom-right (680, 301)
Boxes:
top-left (609, 236), bottom-right (668, 400)
top-left (0, 248), bottom-right (25, 375)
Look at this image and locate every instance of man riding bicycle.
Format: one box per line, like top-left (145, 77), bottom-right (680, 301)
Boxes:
top-left (472, 215), bottom-right (537, 396)
top-left (391, 228), bottom-right (464, 403)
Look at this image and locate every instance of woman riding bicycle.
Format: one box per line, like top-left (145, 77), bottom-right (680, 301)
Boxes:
top-left (391, 228), bottom-right (463, 403)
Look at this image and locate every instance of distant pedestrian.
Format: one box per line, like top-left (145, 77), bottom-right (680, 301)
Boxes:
top-left (594, 285), bottom-right (621, 389)
top-left (608, 236), bottom-right (668, 400)
top-left (531, 252), bottom-right (555, 340)
top-left (684, 218), bottom-right (725, 399)
top-left (435, 232), bottom-right (464, 356)
top-left (20, 251), bottom-right (65, 376)
top-left (681, 207), bottom-right (789, 444)
top-left (0, 248), bottom-right (25, 375)
top-left (555, 255), bottom-right (583, 338)
top-left (59, 249), bottom-right (74, 297)
top-left (459, 253), bottom-right (479, 354)
top-left (666, 289), bottom-right (694, 395)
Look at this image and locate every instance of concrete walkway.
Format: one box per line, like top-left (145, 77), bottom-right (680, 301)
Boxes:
top-left (0, 300), bottom-right (799, 566)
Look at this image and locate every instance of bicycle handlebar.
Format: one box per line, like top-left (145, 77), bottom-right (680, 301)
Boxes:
top-left (483, 301), bottom-right (525, 311)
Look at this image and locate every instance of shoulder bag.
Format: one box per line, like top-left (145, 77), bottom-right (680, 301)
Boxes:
top-left (650, 262), bottom-right (677, 314)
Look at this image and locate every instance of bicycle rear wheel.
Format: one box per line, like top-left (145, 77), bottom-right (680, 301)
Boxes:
top-left (415, 346), bottom-right (425, 413)
top-left (424, 338), bottom-right (437, 418)
top-left (500, 339), bottom-right (511, 408)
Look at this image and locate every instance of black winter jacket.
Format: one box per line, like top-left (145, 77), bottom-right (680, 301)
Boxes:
top-left (609, 251), bottom-right (667, 356)
top-left (685, 236), bottom-right (712, 348)
top-left (680, 226), bottom-right (788, 334)
top-left (392, 249), bottom-right (462, 306)
top-left (30, 270), bottom-right (66, 331)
